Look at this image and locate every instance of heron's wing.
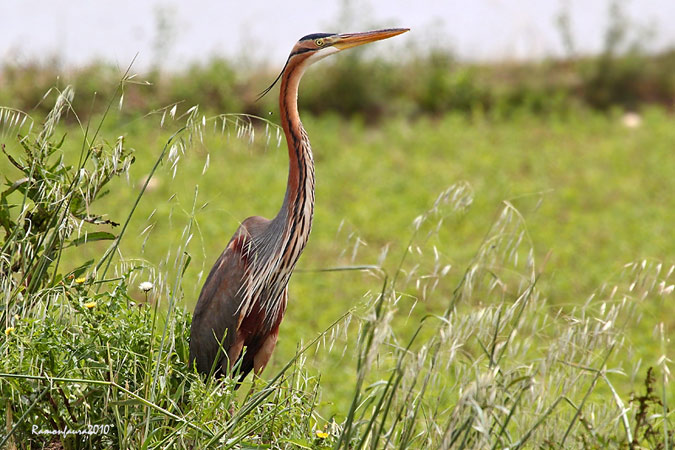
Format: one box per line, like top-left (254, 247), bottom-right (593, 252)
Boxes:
top-left (189, 225), bottom-right (251, 377)
top-left (237, 286), bottom-right (287, 382)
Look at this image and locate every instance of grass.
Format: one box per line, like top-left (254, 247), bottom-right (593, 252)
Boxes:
top-left (0, 80), bottom-right (673, 448)
top-left (81, 106), bottom-right (675, 385)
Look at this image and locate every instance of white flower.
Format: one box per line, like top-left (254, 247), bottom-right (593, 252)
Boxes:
top-left (139, 281), bottom-right (154, 292)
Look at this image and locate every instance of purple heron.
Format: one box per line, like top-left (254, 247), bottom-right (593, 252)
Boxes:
top-left (189, 28), bottom-right (409, 381)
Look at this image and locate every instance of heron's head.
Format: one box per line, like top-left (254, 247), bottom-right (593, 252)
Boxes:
top-left (259, 28), bottom-right (409, 99)
top-left (291, 28), bottom-right (409, 65)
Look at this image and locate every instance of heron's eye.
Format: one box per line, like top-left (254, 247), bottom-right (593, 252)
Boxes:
top-left (315, 38), bottom-right (325, 47)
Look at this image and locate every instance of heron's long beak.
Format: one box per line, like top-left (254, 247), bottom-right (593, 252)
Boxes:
top-left (332, 28), bottom-right (409, 51)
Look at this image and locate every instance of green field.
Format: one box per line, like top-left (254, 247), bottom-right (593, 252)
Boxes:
top-left (1, 95), bottom-right (673, 447)
top-left (175, 110), bottom-right (672, 377)
top-left (35, 107), bottom-right (675, 392)
top-left (105, 110), bottom-right (675, 321)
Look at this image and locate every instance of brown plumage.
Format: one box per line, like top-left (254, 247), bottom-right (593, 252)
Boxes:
top-left (189, 28), bottom-right (409, 382)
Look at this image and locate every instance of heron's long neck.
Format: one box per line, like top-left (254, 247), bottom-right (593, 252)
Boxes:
top-left (274, 58), bottom-right (315, 257)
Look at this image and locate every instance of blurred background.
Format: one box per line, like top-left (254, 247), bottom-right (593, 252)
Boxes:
top-left (2, 0), bottom-right (675, 118)
top-left (4, 0), bottom-right (675, 64)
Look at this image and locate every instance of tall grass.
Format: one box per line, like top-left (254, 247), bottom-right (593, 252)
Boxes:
top-left (1, 80), bottom-right (672, 449)
top-left (327, 191), bottom-right (673, 448)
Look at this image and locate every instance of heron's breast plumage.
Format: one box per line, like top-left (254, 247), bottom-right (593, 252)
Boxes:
top-left (240, 132), bottom-right (315, 331)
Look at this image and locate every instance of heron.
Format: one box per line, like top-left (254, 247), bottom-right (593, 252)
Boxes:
top-left (189, 28), bottom-right (409, 382)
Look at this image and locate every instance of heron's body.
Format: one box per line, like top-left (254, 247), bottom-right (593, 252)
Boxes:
top-left (189, 28), bottom-right (408, 381)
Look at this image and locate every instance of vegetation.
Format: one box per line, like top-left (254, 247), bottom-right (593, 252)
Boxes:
top-left (2, 44), bottom-right (674, 125)
top-left (0, 4), bottom-right (673, 444)
top-left (0, 60), bottom-right (672, 448)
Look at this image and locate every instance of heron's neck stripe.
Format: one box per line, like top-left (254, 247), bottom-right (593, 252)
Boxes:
top-left (289, 48), bottom-right (315, 58)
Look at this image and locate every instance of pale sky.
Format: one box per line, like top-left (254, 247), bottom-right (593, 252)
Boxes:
top-left (2, 0), bottom-right (674, 70)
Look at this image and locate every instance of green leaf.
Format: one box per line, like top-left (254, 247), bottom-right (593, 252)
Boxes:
top-left (277, 439), bottom-right (312, 449)
top-left (181, 252), bottom-right (192, 278)
top-left (53, 132), bottom-right (67, 150)
top-left (70, 232), bottom-right (116, 247)
top-left (239, 443), bottom-right (271, 449)
top-left (1, 144), bottom-right (26, 171)
top-left (2, 177), bottom-right (30, 198)
top-left (109, 399), bottom-right (144, 407)
top-left (68, 259), bottom-right (95, 280)
top-left (0, 195), bottom-right (14, 232)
